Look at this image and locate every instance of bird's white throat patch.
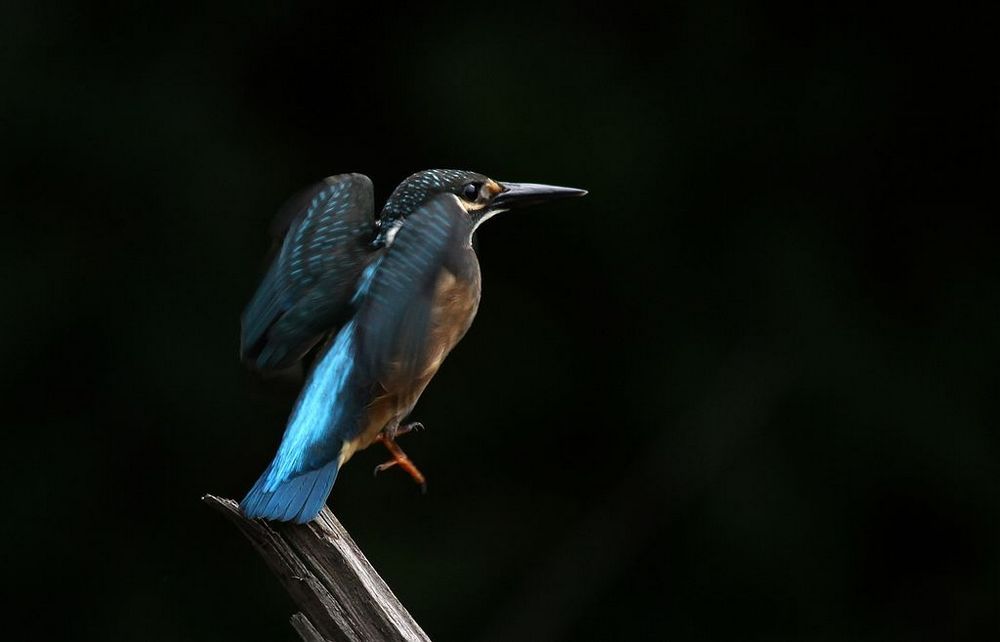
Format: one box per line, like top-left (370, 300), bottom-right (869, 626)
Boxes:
top-left (472, 208), bottom-right (505, 231)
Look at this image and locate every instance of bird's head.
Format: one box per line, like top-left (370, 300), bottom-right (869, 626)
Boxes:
top-left (378, 169), bottom-right (586, 241)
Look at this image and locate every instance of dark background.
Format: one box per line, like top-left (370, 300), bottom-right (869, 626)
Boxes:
top-left (3, 1), bottom-right (997, 640)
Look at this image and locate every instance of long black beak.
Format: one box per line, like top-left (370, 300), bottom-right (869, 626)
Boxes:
top-left (493, 182), bottom-right (588, 209)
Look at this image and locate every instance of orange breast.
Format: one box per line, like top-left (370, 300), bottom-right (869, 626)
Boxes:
top-left (346, 266), bottom-right (481, 458)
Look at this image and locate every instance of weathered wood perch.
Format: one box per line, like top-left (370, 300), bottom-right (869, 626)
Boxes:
top-left (202, 494), bottom-right (430, 642)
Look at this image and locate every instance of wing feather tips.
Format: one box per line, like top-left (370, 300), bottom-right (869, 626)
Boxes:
top-left (240, 263), bottom-right (285, 363)
top-left (240, 460), bottom-right (341, 524)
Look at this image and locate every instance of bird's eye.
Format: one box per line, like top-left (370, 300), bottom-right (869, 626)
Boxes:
top-left (462, 182), bottom-right (481, 201)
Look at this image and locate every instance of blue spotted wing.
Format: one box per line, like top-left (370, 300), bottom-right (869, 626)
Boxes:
top-left (241, 174), bottom-right (376, 371)
top-left (355, 194), bottom-right (468, 384)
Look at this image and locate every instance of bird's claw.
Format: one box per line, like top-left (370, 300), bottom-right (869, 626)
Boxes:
top-left (386, 421), bottom-right (424, 439)
top-left (374, 431), bottom-right (427, 491)
top-left (373, 460), bottom-right (397, 476)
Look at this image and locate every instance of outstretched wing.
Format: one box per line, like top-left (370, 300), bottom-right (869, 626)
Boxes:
top-left (241, 174), bottom-right (376, 371)
top-left (355, 194), bottom-right (468, 385)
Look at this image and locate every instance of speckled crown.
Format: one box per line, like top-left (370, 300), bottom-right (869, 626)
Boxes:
top-left (379, 169), bottom-right (488, 221)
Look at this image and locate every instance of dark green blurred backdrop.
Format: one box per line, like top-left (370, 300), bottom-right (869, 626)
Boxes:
top-left (2, 1), bottom-right (997, 640)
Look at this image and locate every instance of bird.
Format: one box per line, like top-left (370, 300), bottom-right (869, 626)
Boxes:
top-left (239, 169), bottom-right (586, 523)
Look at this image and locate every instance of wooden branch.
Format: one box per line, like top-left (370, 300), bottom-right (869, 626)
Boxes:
top-left (203, 494), bottom-right (430, 642)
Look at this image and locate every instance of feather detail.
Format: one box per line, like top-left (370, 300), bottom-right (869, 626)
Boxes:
top-left (240, 320), bottom-right (361, 522)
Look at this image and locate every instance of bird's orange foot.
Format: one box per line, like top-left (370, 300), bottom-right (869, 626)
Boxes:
top-left (374, 429), bottom-right (427, 493)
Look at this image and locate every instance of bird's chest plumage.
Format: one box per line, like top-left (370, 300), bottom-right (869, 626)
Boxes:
top-left (352, 251), bottom-right (481, 452)
top-left (422, 263), bottom-right (481, 375)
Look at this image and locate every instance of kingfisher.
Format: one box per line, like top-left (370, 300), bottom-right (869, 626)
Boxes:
top-left (239, 169), bottom-right (586, 523)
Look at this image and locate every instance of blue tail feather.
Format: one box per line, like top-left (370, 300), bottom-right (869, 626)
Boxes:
top-left (241, 320), bottom-right (358, 523)
top-left (240, 459), bottom-right (340, 524)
